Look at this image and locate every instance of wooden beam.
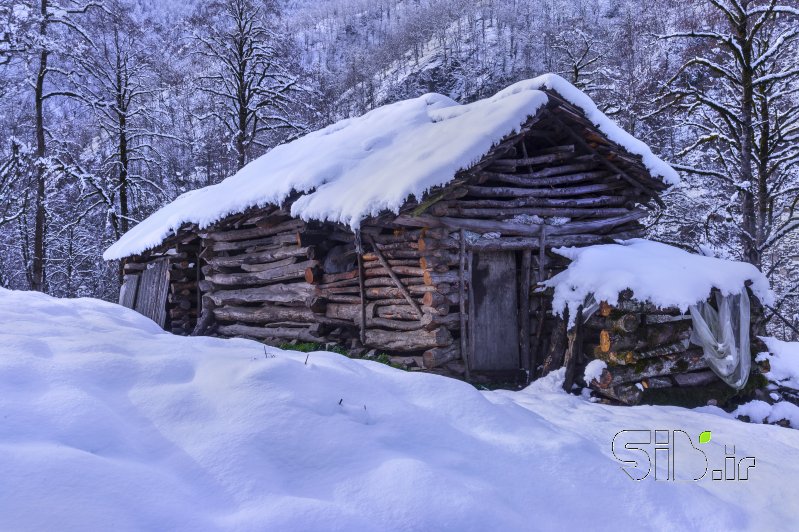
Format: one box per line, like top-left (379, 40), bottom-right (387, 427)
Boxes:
top-left (356, 237), bottom-right (367, 345)
top-left (482, 170), bottom-right (613, 187)
top-left (433, 206), bottom-right (633, 219)
top-left (394, 210), bottom-right (648, 238)
top-left (492, 151), bottom-right (575, 168)
top-left (467, 250), bottom-right (476, 378)
top-left (465, 182), bottom-right (623, 198)
top-left (431, 195), bottom-right (631, 211)
top-left (562, 305), bottom-right (584, 392)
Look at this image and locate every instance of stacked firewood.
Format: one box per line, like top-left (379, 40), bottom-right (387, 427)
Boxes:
top-left (580, 295), bottom-right (724, 405)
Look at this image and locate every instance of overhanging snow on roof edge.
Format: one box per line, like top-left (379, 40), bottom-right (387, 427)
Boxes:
top-left (104, 74), bottom-right (679, 261)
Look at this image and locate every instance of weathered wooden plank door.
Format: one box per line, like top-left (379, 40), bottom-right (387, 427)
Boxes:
top-left (132, 259), bottom-right (169, 328)
top-left (470, 251), bottom-right (520, 371)
top-left (119, 274), bottom-right (140, 309)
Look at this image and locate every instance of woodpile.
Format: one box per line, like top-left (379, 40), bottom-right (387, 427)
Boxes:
top-left (578, 295), bottom-right (727, 406)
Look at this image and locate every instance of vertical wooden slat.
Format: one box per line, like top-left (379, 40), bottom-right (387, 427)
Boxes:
top-left (530, 226), bottom-right (549, 378)
top-left (133, 258), bottom-right (169, 329)
top-left (151, 259), bottom-right (169, 328)
top-left (466, 250), bottom-right (476, 378)
top-left (119, 274), bottom-right (139, 309)
top-left (562, 305), bottom-right (584, 392)
top-left (459, 230), bottom-right (471, 380)
top-left (520, 249), bottom-right (532, 379)
top-left (538, 226), bottom-right (548, 281)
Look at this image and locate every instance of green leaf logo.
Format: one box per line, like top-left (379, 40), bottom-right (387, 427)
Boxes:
top-left (699, 431), bottom-right (712, 444)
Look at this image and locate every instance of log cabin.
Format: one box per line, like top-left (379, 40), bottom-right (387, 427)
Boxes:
top-left (104, 74), bottom-right (770, 406)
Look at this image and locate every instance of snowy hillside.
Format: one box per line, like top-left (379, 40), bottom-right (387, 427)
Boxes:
top-left (1, 288), bottom-right (798, 531)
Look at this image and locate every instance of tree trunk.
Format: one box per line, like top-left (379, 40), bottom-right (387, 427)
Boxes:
top-left (737, 18), bottom-right (760, 270)
top-left (31, 0), bottom-right (49, 292)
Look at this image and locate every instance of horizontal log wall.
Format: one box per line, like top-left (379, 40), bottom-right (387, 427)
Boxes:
top-left (167, 240), bottom-right (200, 335)
top-left (197, 209), bottom-right (463, 370)
top-left (362, 226), bottom-right (460, 370)
top-left (198, 209), bottom-right (338, 344)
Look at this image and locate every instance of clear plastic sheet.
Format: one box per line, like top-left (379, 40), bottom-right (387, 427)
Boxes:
top-left (689, 291), bottom-right (751, 390)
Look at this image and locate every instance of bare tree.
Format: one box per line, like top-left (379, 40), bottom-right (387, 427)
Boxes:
top-left (552, 28), bottom-right (603, 93)
top-left (192, 0), bottom-right (308, 170)
top-left (658, 0), bottom-right (799, 331)
top-left (0, 140), bottom-right (28, 228)
top-left (660, 0), bottom-right (799, 271)
top-left (66, 7), bottom-right (167, 239)
top-left (10, 0), bottom-right (106, 292)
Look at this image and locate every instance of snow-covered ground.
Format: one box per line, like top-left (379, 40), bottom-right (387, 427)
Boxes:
top-left (1, 288), bottom-right (798, 531)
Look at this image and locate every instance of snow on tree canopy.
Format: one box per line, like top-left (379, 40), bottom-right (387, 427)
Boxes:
top-left (103, 74), bottom-right (679, 260)
top-left (545, 239), bottom-right (773, 324)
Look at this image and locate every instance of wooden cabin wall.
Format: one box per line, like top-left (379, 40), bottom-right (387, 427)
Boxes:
top-left (324, 227), bottom-right (459, 369)
top-left (382, 121), bottom-right (653, 379)
top-left (194, 205), bottom-right (567, 379)
top-left (198, 211), bottom-right (340, 343)
top-left (196, 210), bottom-right (457, 365)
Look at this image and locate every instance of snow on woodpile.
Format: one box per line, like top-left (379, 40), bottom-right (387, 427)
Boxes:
top-left (2, 288), bottom-right (799, 530)
top-left (583, 359), bottom-right (608, 384)
top-left (758, 337), bottom-right (799, 390)
top-left (545, 239), bottom-right (773, 324)
top-left (104, 74), bottom-right (679, 260)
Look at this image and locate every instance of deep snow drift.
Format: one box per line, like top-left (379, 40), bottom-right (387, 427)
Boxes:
top-left (1, 288), bottom-right (798, 531)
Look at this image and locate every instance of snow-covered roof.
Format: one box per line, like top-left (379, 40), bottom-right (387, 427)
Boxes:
top-left (545, 239), bottom-right (774, 323)
top-left (104, 74), bottom-right (679, 260)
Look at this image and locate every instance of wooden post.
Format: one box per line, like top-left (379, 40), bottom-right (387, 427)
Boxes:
top-left (520, 249), bottom-right (532, 380)
top-left (562, 305), bottom-right (584, 392)
top-left (529, 226), bottom-right (548, 378)
top-left (538, 226), bottom-right (547, 281)
top-left (459, 230), bottom-right (471, 380)
top-left (356, 232), bottom-right (367, 345)
top-left (466, 249), bottom-right (475, 380)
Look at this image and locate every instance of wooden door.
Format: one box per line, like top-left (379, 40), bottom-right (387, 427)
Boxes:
top-left (469, 251), bottom-right (520, 371)
top-left (132, 259), bottom-right (170, 328)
